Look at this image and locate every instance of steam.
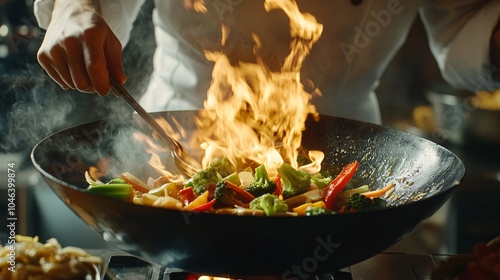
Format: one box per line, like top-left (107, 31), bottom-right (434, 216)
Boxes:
top-left (0, 63), bottom-right (132, 155)
top-left (0, 0), bottom-right (167, 187)
top-left (1, 0), bottom-right (155, 163)
top-left (1, 64), bottom-right (74, 153)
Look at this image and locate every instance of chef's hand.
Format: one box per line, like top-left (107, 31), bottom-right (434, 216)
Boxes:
top-left (36, 0), bottom-right (126, 96)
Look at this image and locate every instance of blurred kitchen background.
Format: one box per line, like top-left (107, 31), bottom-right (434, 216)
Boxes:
top-left (1, 0), bottom-right (499, 254)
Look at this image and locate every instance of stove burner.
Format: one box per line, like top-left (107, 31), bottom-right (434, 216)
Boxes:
top-left (103, 255), bottom-right (349, 280)
top-left (92, 250), bottom-right (469, 280)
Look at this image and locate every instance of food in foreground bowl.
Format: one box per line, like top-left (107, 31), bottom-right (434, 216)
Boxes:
top-left (472, 90), bottom-right (500, 110)
top-left (432, 236), bottom-right (500, 280)
top-left (0, 235), bottom-right (102, 280)
top-left (84, 158), bottom-right (395, 216)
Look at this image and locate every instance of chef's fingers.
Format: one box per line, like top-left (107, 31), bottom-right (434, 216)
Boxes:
top-left (37, 44), bottom-right (76, 90)
top-left (37, 50), bottom-right (69, 90)
top-left (103, 36), bottom-right (125, 98)
top-left (65, 37), bottom-right (94, 93)
top-left (84, 37), bottom-right (111, 96)
top-left (51, 51), bottom-right (79, 90)
top-left (38, 39), bottom-right (86, 92)
top-left (83, 24), bottom-right (126, 96)
top-left (38, 61), bottom-right (70, 90)
top-left (104, 34), bottom-right (127, 86)
top-left (42, 45), bottom-right (80, 91)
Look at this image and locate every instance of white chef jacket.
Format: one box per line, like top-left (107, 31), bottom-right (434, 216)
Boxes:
top-left (34, 0), bottom-right (500, 124)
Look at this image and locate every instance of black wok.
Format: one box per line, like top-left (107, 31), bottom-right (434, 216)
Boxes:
top-left (31, 111), bottom-right (465, 278)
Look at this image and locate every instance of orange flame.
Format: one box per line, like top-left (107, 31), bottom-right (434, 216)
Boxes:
top-left (134, 0), bottom-right (325, 179)
top-left (192, 0), bottom-right (324, 175)
top-left (183, 0), bottom-right (208, 14)
top-left (133, 130), bottom-right (185, 184)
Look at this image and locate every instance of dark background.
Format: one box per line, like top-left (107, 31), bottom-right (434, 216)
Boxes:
top-left (0, 0), bottom-right (498, 255)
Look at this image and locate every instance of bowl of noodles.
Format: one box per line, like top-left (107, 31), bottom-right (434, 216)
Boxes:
top-left (0, 235), bottom-right (102, 280)
top-left (31, 110), bottom-right (465, 278)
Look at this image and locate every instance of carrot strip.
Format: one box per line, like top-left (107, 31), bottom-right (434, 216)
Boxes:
top-left (362, 183), bottom-right (395, 198)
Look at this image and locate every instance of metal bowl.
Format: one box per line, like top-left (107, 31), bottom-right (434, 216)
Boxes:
top-left (426, 84), bottom-right (500, 147)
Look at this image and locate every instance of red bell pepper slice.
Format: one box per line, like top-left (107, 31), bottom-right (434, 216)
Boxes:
top-left (178, 187), bottom-right (196, 207)
top-left (190, 198), bottom-right (216, 212)
top-left (322, 161), bottom-right (359, 210)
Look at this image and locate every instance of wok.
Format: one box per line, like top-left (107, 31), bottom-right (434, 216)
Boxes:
top-left (31, 110), bottom-right (465, 278)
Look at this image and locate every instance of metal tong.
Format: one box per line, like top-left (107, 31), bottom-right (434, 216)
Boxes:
top-left (110, 79), bottom-right (200, 178)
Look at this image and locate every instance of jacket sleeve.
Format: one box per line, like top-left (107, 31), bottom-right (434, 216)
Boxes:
top-left (420, 0), bottom-right (500, 91)
top-left (33, 0), bottom-right (146, 47)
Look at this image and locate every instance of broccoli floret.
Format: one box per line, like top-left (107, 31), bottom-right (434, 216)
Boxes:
top-left (249, 193), bottom-right (288, 216)
top-left (214, 181), bottom-right (253, 208)
top-left (311, 172), bottom-right (333, 189)
top-left (210, 157), bottom-right (235, 178)
top-left (184, 166), bottom-right (221, 195)
top-left (305, 206), bottom-right (335, 216)
top-left (346, 193), bottom-right (386, 210)
top-left (346, 193), bottom-right (373, 209)
top-left (245, 164), bottom-right (276, 197)
top-left (277, 162), bottom-right (311, 199)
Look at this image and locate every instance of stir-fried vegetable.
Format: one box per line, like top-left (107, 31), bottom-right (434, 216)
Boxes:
top-left (85, 173), bottom-right (133, 201)
top-left (86, 183), bottom-right (133, 201)
top-left (121, 172), bottom-right (151, 193)
top-left (277, 162), bottom-right (311, 199)
top-left (245, 164), bottom-right (276, 197)
top-left (214, 181), bottom-right (255, 208)
top-left (322, 161), bottom-right (358, 210)
top-left (178, 187), bottom-right (197, 207)
top-left (249, 194), bottom-right (288, 216)
top-left (346, 193), bottom-right (386, 210)
top-left (292, 200), bottom-right (327, 215)
top-left (183, 190), bottom-right (210, 211)
top-left (305, 206), bottom-right (335, 216)
top-left (209, 157), bottom-right (235, 178)
top-left (184, 166), bottom-right (221, 195)
top-left (310, 172), bottom-right (333, 188)
top-left (84, 158), bottom-right (396, 216)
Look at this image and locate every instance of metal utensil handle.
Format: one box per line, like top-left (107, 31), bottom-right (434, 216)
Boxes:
top-left (110, 79), bottom-right (181, 151)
